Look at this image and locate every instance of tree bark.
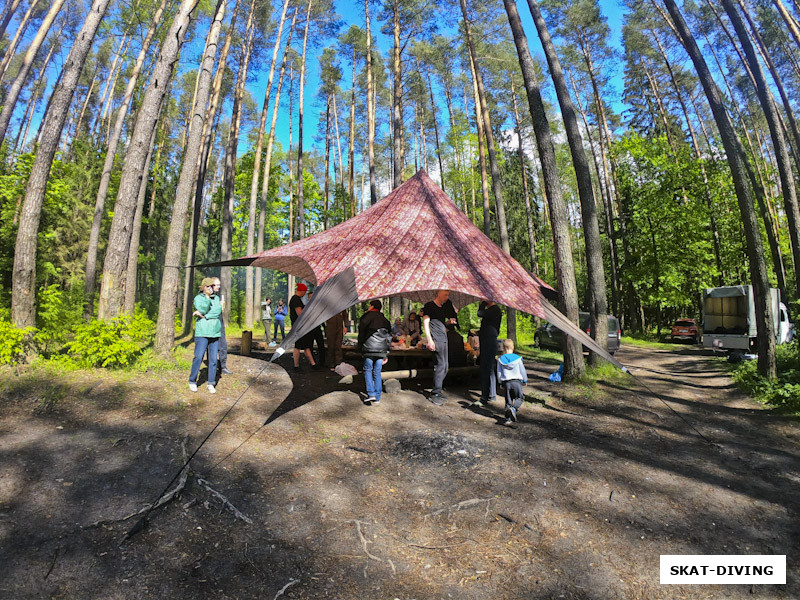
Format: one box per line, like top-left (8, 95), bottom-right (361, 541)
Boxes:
top-left (153, 0), bottom-right (226, 351)
top-left (722, 0), bottom-right (800, 298)
top-left (255, 10), bottom-right (297, 319)
top-left (664, 0), bottom-right (776, 378)
top-left (83, 0), bottom-right (168, 318)
top-left (97, 0), bottom-right (199, 321)
top-left (294, 0), bottom-right (313, 241)
top-left (246, 0), bottom-right (290, 329)
top-left (392, 0), bottom-right (403, 188)
top-left (365, 0), bottom-right (378, 204)
top-left (0, 0), bottom-right (23, 41)
top-left (466, 50), bottom-right (491, 236)
top-left (773, 0), bottom-right (800, 50)
top-left (181, 0), bottom-right (243, 333)
top-left (0, 0), bottom-right (41, 82)
top-left (461, 0), bottom-right (515, 342)
top-left (510, 79), bottom-right (539, 275)
top-left (504, 0), bottom-right (584, 379)
top-left (0, 0), bottom-right (66, 147)
top-left (527, 0), bottom-right (607, 359)
top-left (220, 0), bottom-right (257, 324)
top-left (11, 0), bottom-right (111, 328)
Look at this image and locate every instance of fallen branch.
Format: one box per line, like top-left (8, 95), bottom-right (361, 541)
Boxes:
top-left (273, 578), bottom-right (298, 599)
top-left (195, 477), bottom-right (253, 524)
top-left (423, 497), bottom-right (493, 520)
top-left (79, 437), bottom-right (191, 532)
top-left (349, 520), bottom-right (382, 562)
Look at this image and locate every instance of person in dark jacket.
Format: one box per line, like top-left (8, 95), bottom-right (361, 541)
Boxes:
top-left (358, 299), bottom-right (391, 405)
top-left (289, 283), bottom-right (318, 371)
top-left (474, 300), bottom-right (502, 406)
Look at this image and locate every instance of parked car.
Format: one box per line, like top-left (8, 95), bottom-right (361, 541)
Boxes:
top-left (534, 312), bottom-right (621, 355)
top-left (670, 318), bottom-right (700, 343)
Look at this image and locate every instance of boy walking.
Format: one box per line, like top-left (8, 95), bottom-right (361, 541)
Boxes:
top-left (496, 339), bottom-right (528, 425)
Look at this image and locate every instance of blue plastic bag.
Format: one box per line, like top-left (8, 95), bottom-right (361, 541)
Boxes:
top-left (548, 363), bottom-right (564, 382)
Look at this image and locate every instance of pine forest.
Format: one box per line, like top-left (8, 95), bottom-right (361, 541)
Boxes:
top-left (1, 0), bottom-right (799, 384)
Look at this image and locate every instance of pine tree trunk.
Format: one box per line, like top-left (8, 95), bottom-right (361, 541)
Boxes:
top-left (392, 0), bottom-right (403, 188)
top-left (294, 0), bottom-right (312, 241)
top-left (97, 0), bottom-right (199, 321)
top-left (180, 0), bottom-right (243, 333)
top-left (722, 0), bottom-right (800, 298)
top-left (323, 92), bottom-right (331, 228)
top-left (11, 0), bottom-right (111, 328)
top-left (510, 80), bottom-right (539, 275)
top-left (124, 111), bottom-right (160, 315)
top-left (220, 0), bottom-right (258, 325)
top-left (246, 0), bottom-right (290, 329)
top-left (154, 0), bottom-right (226, 352)
top-left (527, 0), bottom-right (607, 359)
top-left (504, 0), bottom-right (584, 379)
top-left (462, 0), bottom-right (515, 342)
top-left (365, 0), bottom-right (378, 205)
top-left (83, 0), bottom-right (168, 318)
top-left (0, 0), bottom-right (23, 41)
top-left (255, 11), bottom-right (297, 318)
top-left (664, 0), bottom-right (776, 378)
top-left (466, 52), bottom-right (492, 237)
top-left (0, 0), bottom-right (41, 82)
top-left (0, 0), bottom-right (66, 147)
top-left (773, 0), bottom-right (800, 50)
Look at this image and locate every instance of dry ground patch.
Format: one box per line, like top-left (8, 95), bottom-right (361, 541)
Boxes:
top-left (0, 345), bottom-right (797, 599)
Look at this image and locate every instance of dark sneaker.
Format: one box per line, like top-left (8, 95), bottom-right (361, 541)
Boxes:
top-left (503, 417), bottom-right (513, 426)
top-left (311, 363), bottom-right (321, 370)
top-left (221, 368), bottom-right (233, 375)
top-left (372, 398), bottom-right (381, 405)
top-left (293, 365), bottom-right (301, 371)
top-left (428, 393), bottom-right (444, 406)
top-left (366, 396), bottom-right (377, 403)
top-left (505, 407), bottom-right (518, 423)
top-left (472, 397), bottom-right (492, 407)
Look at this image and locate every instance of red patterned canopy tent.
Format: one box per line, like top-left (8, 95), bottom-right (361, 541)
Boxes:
top-left (199, 169), bottom-right (618, 366)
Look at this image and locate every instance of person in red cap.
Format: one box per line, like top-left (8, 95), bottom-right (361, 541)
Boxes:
top-left (289, 282), bottom-right (318, 370)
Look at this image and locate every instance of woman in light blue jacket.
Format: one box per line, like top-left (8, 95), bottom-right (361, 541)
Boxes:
top-left (189, 277), bottom-right (223, 394)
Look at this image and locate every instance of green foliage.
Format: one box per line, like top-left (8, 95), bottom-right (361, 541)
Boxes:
top-left (0, 320), bottom-right (35, 365)
top-left (64, 310), bottom-right (155, 368)
top-left (35, 282), bottom-right (84, 355)
top-left (731, 340), bottom-right (800, 411)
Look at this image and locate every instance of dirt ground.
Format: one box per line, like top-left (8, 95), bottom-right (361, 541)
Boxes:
top-left (0, 342), bottom-right (797, 599)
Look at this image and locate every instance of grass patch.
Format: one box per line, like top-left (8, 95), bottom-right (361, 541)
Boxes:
top-left (516, 344), bottom-right (563, 365)
top-left (730, 340), bottom-right (800, 413)
top-left (620, 335), bottom-right (676, 351)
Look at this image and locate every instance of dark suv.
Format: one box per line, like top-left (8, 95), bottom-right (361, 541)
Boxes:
top-left (534, 312), bottom-right (621, 355)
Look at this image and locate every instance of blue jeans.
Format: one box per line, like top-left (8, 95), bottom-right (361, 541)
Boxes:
top-left (274, 319), bottom-right (285, 341)
top-left (190, 336), bottom-right (219, 385)
top-left (363, 357), bottom-right (384, 400)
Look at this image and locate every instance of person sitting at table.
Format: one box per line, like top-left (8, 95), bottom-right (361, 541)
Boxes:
top-left (391, 317), bottom-right (403, 339)
top-left (403, 311), bottom-right (422, 344)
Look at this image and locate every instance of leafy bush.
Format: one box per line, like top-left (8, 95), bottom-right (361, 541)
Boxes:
top-left (0, 320), bottom-right (35, 365)
top-left (35, 282), bottom-right (83, 355)
top-left (731, 339), bottom-right (800, 411)
top-left (64, 310), bottom-right (155, 368)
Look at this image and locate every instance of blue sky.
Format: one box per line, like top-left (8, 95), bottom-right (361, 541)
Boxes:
top-left (259, 0), bottom-right (629, 162)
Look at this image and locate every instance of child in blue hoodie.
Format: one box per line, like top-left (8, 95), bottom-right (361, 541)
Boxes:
top-left (496, 338), bottom-right (528, 425)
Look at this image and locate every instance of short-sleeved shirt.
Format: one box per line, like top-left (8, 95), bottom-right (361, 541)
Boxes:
top-left (423, 299), bottom-right (457, 337)
top-left (289, 294), bottom-right (305, 324)
top-left (423, 299), bottom-right (457, 325)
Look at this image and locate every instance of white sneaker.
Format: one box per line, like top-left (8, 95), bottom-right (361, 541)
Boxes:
top-left (207, 384), bottom-right (216, 394)
top-left (189, 383), bottom-right (198, 392)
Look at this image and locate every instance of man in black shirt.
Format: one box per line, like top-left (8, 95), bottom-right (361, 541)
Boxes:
top-left (475, 300), bottom-right (503, 406)
top-left (289, 282), bottom-right (318, 371)
top-left (422, 289), bottom-right (457, 405)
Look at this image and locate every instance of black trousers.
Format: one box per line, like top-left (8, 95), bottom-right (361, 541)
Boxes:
top-left (478, 334), bottom-right (497, 400)
top-left (503, 379), bottom-right (523, 412)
